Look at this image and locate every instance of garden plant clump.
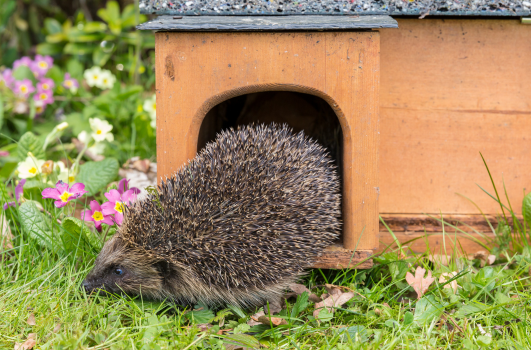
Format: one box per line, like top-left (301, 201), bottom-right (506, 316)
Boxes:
top-left (2, 1), bottom-right (531, 349)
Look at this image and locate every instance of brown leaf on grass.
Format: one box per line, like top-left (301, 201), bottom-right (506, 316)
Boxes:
top-left (406, 267), bottom-right (435, 299)
top-left (1, 214), bottom-right (14, 253)
top-left (26, 314), bottom-right (36, 326)
top-left (439, 272), bottom-right (459, 294)
top-left (53, 323), bottom-right (61, 333)
top-left (257, 316), bottom-right (287, 326)
top-left (132, 159), bottom-right (151, 173)
top-left (197, 323), bottom-right (212, 332)
top-left (312, 292), bottom-right (355, 319)
top-left (289, 283), bottom-right (322, 302)
top-left (216, 329), bottom-right (232, 335)
top-left (14, 334), bottom-right (36, 350)
top-left (473, 251), bottom-right (495, 267)
top-left (429, 254), bottom-right (451, 267)
top-left (247, 310), bottom-right (265, 326)
top-left (325, 284), bottom-right (342, 296)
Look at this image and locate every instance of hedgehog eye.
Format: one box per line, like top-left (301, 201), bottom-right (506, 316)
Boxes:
top-left (114, 268), bottom-right (124, 276)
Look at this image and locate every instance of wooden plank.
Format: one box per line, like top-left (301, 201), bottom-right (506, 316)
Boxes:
top-left (379, 19), bottom-right (531, 215)
top-left (313, 245), bottom-right (373, 269)
top-left (155, 31), bottom-right (381, 251)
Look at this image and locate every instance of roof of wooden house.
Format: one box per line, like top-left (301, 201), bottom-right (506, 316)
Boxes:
top-left (139, 0), bottom-right (530, 17)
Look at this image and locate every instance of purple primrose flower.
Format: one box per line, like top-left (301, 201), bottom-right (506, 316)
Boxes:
top-left (3, 179), bottom-right (26, 210)
top-left (42, 180), bottom-right (88, 208)
top-left (31, 55), bottom-right (53, 78)
top-left (82, 200), bottom-right (115, 232)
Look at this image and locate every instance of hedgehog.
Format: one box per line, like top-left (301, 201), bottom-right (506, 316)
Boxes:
top-left (83, 124), bottom-right (341, 308)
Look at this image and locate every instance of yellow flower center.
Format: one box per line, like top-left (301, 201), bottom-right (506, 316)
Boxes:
top-left (42, 83), bottom-right (49, 90)
top-left (68, 176), bottom-right (75, 183)
top-left (92, 211), bottom-right (104, 221)
top-left (60, 192), bottom-right (73, 202)
top-left (29, 167), bottom-right (37, 174)
top-left (93, 75), bottom-right (98, 80)
top-left (65, 81), bottom-right (72, 87)
top-left (39, 62), bottom-right (48, 69)
top-left (20, 85), bottom-right (27, 93)
top-left (137, 105), bottom-right (143, 112)
top-left (40, 93), bottom-right (47, 100)
top-left (36, 106), bottom-right (44, 113)
top-left (114, 201), bottom-right (124, 213)
top-left (153, 103), bottom-right (156, 111)
top-left (96, 130), bottom-right (102, 135)
top-left (103, 79), bottom-right (108, 83)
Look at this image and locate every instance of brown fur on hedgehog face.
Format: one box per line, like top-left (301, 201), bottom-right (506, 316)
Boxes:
top-left (83, 235), bottom-right (167, 299)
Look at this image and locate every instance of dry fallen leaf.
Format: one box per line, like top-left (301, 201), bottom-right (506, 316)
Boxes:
top-left (439, 272), bottom-right (459, 294)
top-left (14, 334), bottom-right (36, 350)
top-left (257, 316), bottom-right (287, 326)
top-left (288, 283), bottom-right (321, 302)
top-left (487, 255), bottom-right (496, 266)
top-left (197, 323), bottom-right (212, 332)
top-left (473, 251), bottom-right (495, 267)
top-left (325, 284), bottom-right (342, 296)
top-left (1, 214), bottom-right (14, 253)
top-left (26, 314), bottom-right (36, 326)
top-left (247, 310), bottom-right (265, 326)
top-left (429, 254), bottom-right (451, 267)
top-left (406, 266), bottom-right (435, 299)
top-left (53, 323), bottom-right (61, 333)
top-left (312, 292), bottom-right (355, 319)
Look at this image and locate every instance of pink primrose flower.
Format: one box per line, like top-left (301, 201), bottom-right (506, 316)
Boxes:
top-left (13, 57), bottom-right (33, 70)
top-left (117, 178), bottom-right (140, 196)
top-left (31, 55), bottom-right (53, 78)
top-left (1, 69), bottom-right (15, 88)
top-left (62, 73), bottom-right (79, 92)
top-left (101, 188), bottom-right (138, 226)
top-left (82, 200), bottom-right (115, 232)
top-left (13, 79), bottom-right (35, 97)
top-left (0, 151), bottom-right (9, 157)
top-left (42, 180), bottom-right (88, 208)
top-left (3, 179), bottom-right (26, 210)
top-left (37, 78), bottom-right (55, 91)
top-left (34, 88), bottom-right (54, 105)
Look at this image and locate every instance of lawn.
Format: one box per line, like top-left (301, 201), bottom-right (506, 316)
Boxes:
top-left (1, 1), bottom-right (531, 349)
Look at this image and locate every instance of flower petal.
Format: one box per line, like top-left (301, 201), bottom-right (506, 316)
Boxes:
top-left (69, 183), bottom-right (88, 197)
top-left (104, 189), bottom-right (121, 203)
top-left (101, 201), bottom-right (117, 215)
top-left (94, 220), bottom-right (102, 232)
top-left (3, 201), bottom-right (15, 210)
top-left (81, 210), bottom-right (94, 222)
top-left (15, 179), bottom-right (26, 201)
top-left (118, 178), bottom-right (129, 194)
top-left (41, 188), bottom-right (61, 200)
top-left (101, 216), bottom-right (115, 226)
top-left (122, 189), bottom-right (137, 204)
top-left (89, 200), bottom-right (101, 213)
top-left (55, 180), bottom-right (69, 194)
top-left (114, 212), bottom-right (123, 226)
top-left (54, 200), bottom-right (68, 208)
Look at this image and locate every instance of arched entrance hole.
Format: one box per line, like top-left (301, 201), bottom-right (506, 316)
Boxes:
top-left (197, 91), bottom-right (344, 229)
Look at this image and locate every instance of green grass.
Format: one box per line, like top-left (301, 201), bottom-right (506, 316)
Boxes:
top-left (2, 218), bottom-right (531, 350)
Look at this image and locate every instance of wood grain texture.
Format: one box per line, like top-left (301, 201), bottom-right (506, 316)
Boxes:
top-left (379, 19), bottom-right (531, 215)
top-left (155, 31), bottom-right (381, 251)
top-left (314, 246), bottom-right (373, 269)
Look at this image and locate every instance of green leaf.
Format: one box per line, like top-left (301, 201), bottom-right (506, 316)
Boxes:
top-left (477, 335), bottom-right (492, 346)
top-left (76, 158), bottom-right (119, 196)
top-left (414, 295), bottom-right (445, 326)
top-left (66, 59), bottom-right (84, 80)
top-left (61, 217), bottom-right (98, 253)
top-left (23, 180), bottom-right (49, 190)
top-left (82, 21), bottom-right (108, 33)
top-left (185, 309), bottom-right (215, 324)
top-left (523, 192), bottom-right (531, 227)
top-left (19, 201), bottom-right (54, 249)
top-left (222, 334), bottom-right (261, 349)
top-left (92, 47), bottom-right (113, 67)
top-left (17, 132), bottom-right (45, 160)
top-left (64, 43), bottom-right (97, 55)
top-left (233, 323), bottom-right (250, 334)
top-left (403, 311), bottom-right (414, 325)
top-left (67, 29), bottom-right (103, 43)
top-left (456, 302), bottom-right (487, 318)
top-left (44, 18), bottom-right (62, 34)
top-left (12, 66), bottom-right (35, 82)
top-left (65, 113), bottom-right (89, 136)
top-left (0, 162), bottom-right (17, 180)
top-left (121, 5), bottom-right (138, 28)
top-left (337, 325), bottom-right (368, 343)
top-left (36, 42), bottom-right (64, 56)
top-left (291, 292), bottom-right (309, 318)
top-left (0, 180), bottom-right (9, 205)
top-left (116, 85), bottom-right (143, 101)
top-left (316, 308), bottom-right (334, 323)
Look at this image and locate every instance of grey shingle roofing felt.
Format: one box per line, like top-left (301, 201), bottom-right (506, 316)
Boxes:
top-left (139, 0), bottom-right (530, 16)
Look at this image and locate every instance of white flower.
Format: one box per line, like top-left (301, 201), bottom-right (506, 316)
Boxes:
top-left (97, 70), bottom-right (116, 90)
top-left (89, 118), bottom-right (114, 143)
top-left (17, 155), bottom-right (45, 179)
top-left (84, 67), bottom-right (104, 88)
top-left (143, 95), bottom-right (156, 128)
top-left (55, 161), bottom-right (77, 184)
top-left (78, 130), bottom-right (106, 155)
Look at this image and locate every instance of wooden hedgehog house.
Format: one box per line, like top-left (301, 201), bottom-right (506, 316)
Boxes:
top-left (138, 0), bottom-right (531, 268)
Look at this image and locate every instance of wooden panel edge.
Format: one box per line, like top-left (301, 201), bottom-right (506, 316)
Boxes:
top-left (313, 245), bottom-right (373, 269)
